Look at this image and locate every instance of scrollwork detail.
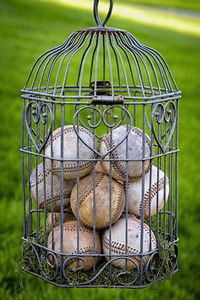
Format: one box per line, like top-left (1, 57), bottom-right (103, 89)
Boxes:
top-left (25, 101), bottom-right (54, 152)
top-left (73, 105), bottom-right (132, 158)
top-left (152, 101), bottom-right (177, 152)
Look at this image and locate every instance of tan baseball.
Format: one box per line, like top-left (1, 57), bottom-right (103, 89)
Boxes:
top-left (45, 125), bottom-right (96, 180)
top-left (30, 163), bottom-right (75, 212)
top-left (102, 214), bottom-right (157, 269)
top-left (127, 166), bottom-right (169, 217)
top-left (100, 125), bottom-right (152, 182)
top-left (70, 173), bottom-right (125, 229)
top-left (47, 221), bottom-right (102, 271)
top-left (46, 212), bottom-right (76, 228)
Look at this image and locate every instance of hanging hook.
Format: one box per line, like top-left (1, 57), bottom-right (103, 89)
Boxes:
top-left (93, 0), bottom-right (113, 27)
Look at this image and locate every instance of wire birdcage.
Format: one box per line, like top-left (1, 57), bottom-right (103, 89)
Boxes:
top-left (20, 0), bottom-right (181, 288)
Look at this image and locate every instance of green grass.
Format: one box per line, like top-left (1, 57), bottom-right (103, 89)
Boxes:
top-left (0, 0), bottom-right (200, 299)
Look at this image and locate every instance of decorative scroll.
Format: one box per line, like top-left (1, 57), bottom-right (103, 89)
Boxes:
top-left (25, 101), bottom-right (54, 153)
top-left (22, 241), bottom-right (58, 281)
top-left (73, 105), bottom-right (132, 158)
top-left (152, 101), bottom-right (177, 152)
top-left (22, 238), bottom-right (178, 287)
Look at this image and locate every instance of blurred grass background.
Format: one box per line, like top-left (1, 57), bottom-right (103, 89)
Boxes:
top-left (0, 0), bottom-right (200, 299)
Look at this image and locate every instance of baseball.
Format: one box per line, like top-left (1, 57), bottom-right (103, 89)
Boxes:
top-left (46, 212), bottom-right (76, 228)
top-left (127, 166), bottom-right (169, 217)
top-left (45, 125), bottom-right (96, 180)
top-left (47, 220), bottom-right (102, 271)
top-left (30, 163), bottom-right (75, 212)
top-left (102, 214), bottom-right (157, 269)
top-left (70, 173), bottom-right (125, 229)
top-left (100, 125), bottom-right (152, 182)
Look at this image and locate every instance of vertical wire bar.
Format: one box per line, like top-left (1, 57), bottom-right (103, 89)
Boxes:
top-left (21, 99), bottom-right (27, 238)
top-left (103, 34), bottom-right (106, 82)
top-left (42, 159), bottom-right (47, 246)
top-left (50, 112), bottom-right (55, 255)
top-left (110, 33), bottom-right (132, 271)
top-left (27, 100), bottom-right (33, 237)
top-left (105, 32), bottom-right (114, 279)
top-left (76, 119), bottom-right (80, 274)
top-left (125, 107), bottom-right (129, 271)
top-left (76, 33), bottom-right (96, 89)
top-left (175, 99), bottom-right (179, 241)
top-left (92, 32), bottom-right (100, 272)
top-left (148, 108), bottom-right (153, 253)
top-left (75, 33), bottom-right (96, 272)
top-left (59, 102), bottom-right (65, 281)
top-left (169, 140), bottom-right (173, 242)
top-left (139, 103), bottom-right (146, 284)
top-left (35, 154), bottom-right (39, 243)
top-left (163, 152), bottom-right (167, 240)
top-left (109, 34), bottom-right (121, 88)
top-left (89, 33), bottom-right (99, 85)
top-left (110, 34), bottom-right (130, 97)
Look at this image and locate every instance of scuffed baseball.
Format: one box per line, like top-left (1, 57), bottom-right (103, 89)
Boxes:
top-left (102, 214), bottom-right (157, 269)
top-left (46, 212), bottom-right (76, 228)
top-left (45, 125), bottom-right (96, 180)
top-left (127, 166), bottom-right (169, 217)
top-left (47, 221), bottom-right (102, 271)
top-left (70, 173), bottom-right (125, 229)
top-left (100, 125), bottom-right (152, 182)
top-left (94, 161), bottom-right (106, 173)
top-left (30, 163), bottom-right (75, 212)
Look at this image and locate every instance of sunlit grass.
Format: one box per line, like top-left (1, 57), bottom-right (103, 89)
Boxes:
top-left (42, 0), bottom-right (200, 36)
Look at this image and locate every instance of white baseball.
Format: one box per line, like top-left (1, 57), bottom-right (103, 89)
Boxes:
top-left (127, 166), bottom-right (169, 217)
top-left (30, 163), bottom-right (75, 212)
top-left (100, 125), bottom-right (152, 182)
top-left (102, 214), bottom-right (157, 269)
top-left (47, 221), bottom-right (102, 271)
top-left (45, 125), bottom-right (96, 180)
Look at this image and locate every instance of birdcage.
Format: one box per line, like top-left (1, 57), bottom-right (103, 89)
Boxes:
top-left (20, 0), bottom-right (181, 288)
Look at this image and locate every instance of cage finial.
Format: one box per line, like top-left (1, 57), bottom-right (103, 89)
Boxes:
top-left (93, 0), bottom-right (113, 27)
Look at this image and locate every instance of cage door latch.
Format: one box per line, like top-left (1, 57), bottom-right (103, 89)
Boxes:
top-left (92, 95), bottom-right (124, 105)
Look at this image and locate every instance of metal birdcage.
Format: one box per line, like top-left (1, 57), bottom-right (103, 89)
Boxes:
top-left (20, 0), bottom-right (181, 288)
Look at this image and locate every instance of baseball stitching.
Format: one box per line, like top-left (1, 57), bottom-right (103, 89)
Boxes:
top-left (102, 215), bottom-right (157, 265)
top-left (139, 176), bottom-right (166, 216)
top-left (72, 174), bottom-right (125, 228)
top-left (48, 223), bottom-right (100, 268)
top-left (111, 183), bottom-right (125, 225)
top-left (102, 235), bottom-right (147, 265)
top-left (71, 173), bottom-right (105, 222)
top-left (30, 167), bottom-right (52, 187)
top-left (45, 126), bottom-right (96, 173)
top-left (102, 127), bottom-right (151, 181)
top-left (39, 193), bottom-right (71, 210)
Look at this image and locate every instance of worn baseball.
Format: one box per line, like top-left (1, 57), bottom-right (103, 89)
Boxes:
top-left (100, 125), bottom-right (152, 182)
top-left (46, 212), bottom-right (76, 228)
top-left (127, 166), bottom-right (169, 217)
top-left (45, 125), bottom-right (96, 180)
top-left (30, 163), bottom-right (75, 212)
top-left (70, 173), bottom-right (125, 229)
top-left (102, 214), bottom-right (157, 269)
top-left (47, 221), bottom-right (102, 271)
